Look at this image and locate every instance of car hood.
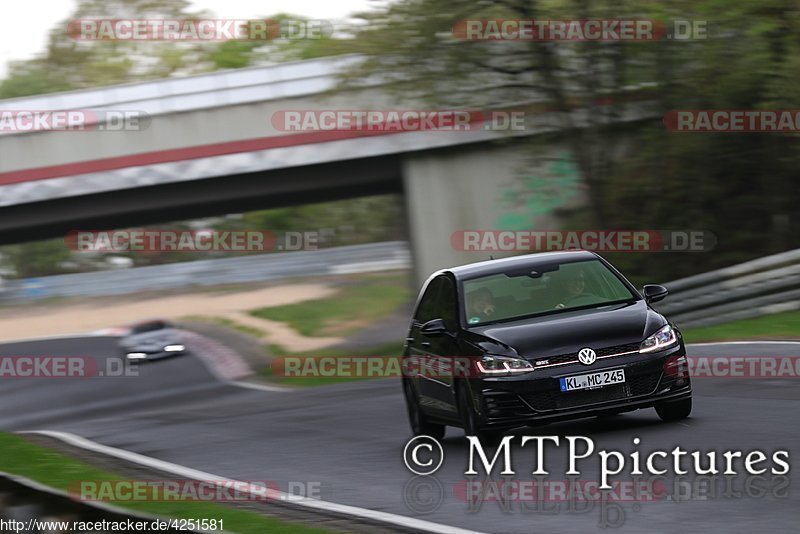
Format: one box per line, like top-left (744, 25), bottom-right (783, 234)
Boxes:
top-left (465, 300), bottom-right (666, 359)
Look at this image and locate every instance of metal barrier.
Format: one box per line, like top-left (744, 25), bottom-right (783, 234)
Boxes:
top-left (0, 472), bottom-right (195, 532)
top-left (656, 249), bottom-right (800, 328)
top-left (3, 241), bottom-right (799, 328)
top-left (0, 241), bottom-right (411, 302)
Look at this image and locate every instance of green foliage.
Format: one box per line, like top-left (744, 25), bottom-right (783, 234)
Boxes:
top-left (0, 195), bottom-right (407, 277)
top-left (235, 195), bottom-right (407, 247)
top-left (1, 241), bottom-right (74, 278)
top-left (0, 2), bottom-right (378, 278)
top-left (6, 0), bottom-right (798, 284)
top-left (682, 309), bottom-right (800, 343)
top-left (0, 2), bottom-right (358, 99)
top-left (0, 0), bottom-right (206, 98)
top-left (344, 0), bottom-right (800, 281)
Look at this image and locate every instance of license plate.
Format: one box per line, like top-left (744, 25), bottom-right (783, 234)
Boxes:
top-left (560, 369), bottom-right (625, 392)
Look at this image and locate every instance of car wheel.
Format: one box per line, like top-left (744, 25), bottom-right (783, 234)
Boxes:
top-left (404, 380), bottom-right (445, 440)
top-left (457, 387), bottom-right (501, 446)
top-left (655, 398), bottom-right (692, 422)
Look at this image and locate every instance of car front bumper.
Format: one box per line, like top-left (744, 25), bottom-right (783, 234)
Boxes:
top-left (473, 344), bottom-right (691, 429)
top-left (125, 346), bottom-right (186, 361)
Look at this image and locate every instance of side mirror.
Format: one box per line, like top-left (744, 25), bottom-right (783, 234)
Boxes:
top-left (420, 318), bottom-right (449, 336)
top-left (642, 284), bottom-right (669, 304)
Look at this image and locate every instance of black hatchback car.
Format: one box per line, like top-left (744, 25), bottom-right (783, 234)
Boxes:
top-left (402, 250), bottom-right (691, 442)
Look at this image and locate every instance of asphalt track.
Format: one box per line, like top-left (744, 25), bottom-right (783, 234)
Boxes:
top-left (1, 336), bottom-right (799, 533)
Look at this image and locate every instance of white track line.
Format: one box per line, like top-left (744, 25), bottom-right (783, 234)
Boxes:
top-left (227, 380), bottom-right (291, 393)
top-left (20, 430), bottom-right (483, 534)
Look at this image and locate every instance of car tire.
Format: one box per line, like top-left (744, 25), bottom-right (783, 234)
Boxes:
top-left (655, 397), bottom-right (692, 422)
top-left (457, 386), bottom-right (501, 446)
top-left (404, 380), bottom-right (445, 440)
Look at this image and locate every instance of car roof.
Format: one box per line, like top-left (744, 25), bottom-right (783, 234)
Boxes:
top-left (129, 319), bottom-right (169, 327)
top-left (438, 249), bottom-right (600, 281)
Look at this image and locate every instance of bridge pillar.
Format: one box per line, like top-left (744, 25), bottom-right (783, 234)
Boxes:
top-left (402, 143), bottom-right (580, 286)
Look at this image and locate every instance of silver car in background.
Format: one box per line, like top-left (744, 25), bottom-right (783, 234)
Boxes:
top-left (119, 319), bottom-right (187, 361)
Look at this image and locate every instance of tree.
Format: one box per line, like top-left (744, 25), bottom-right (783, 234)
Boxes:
top-left (344, 0), bottom-right (673, 227)
top-left (1, 241), bottom-right (73, 278)
top-left (343, 0), bottom-right (800, 280)
top-left (0, 2), bottom-right (396, 277)
top-left (0, 0), bottom-right (207, 98)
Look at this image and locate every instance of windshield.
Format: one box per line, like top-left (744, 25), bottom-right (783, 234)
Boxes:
top-left (462, 259), bottom-right (638, 326)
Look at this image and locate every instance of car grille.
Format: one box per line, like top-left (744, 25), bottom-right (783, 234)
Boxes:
top-left (483, 390), bottom-right (535, 419)
top-left (628, 371), bottom-right (661, 396)
top-left (523, 384), bottom-right (629, 411)
top-left (520, 361), bottom-right (663, 413)
top-left (532, 342), bottom-right (641, 368)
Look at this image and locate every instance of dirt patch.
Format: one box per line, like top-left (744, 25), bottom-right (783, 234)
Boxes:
top-left (215, 312), bottom-right (344, 353)
top-left (0, 284), bottom-right (337, 344)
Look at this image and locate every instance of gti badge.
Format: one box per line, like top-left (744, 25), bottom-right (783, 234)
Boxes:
top-left (578, 347), bottom-right (597, 366)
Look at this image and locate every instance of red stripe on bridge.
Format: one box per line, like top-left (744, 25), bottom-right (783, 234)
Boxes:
top-left (0, 128), bottom-right (405, 187)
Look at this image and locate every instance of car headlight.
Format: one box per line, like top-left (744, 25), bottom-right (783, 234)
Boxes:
top-left (640, 324), bottom-right (678, 353)
top-left (164, 344), bottom-right (185, 352)
top-left (476, 355), bottom-right (534, 376)
top-left (126, 352), bottom-right (147, 359)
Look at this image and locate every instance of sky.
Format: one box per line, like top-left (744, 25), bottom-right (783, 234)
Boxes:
top-left (0, 0), bottom-right (377, 78)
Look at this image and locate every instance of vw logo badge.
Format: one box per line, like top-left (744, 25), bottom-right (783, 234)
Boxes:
top-left (578, 347), bottom-right (596, 366)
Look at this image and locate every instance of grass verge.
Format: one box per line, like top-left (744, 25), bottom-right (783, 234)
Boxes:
top-left (262, 341), bottom-right (405, 387)
top-left (249, 273), bottom-right (410, 337)
top-left (0, 433), bottom-right (332, 534)
top-left (182, 315), bottom-right (265, 338)
top-left (681, 309), bottom-right (800, 343)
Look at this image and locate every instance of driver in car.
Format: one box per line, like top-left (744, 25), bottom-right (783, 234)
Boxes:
top-left (467, 287), bottom-right (496, 322)
top-left (555, 269), bottom-right (587, 309)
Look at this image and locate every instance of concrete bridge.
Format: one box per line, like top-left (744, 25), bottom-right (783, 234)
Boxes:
top-left (0, 55), bottom-right (648, 281)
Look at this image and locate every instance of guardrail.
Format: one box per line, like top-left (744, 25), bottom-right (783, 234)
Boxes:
top-left (0, 241), bottom-right (411, 302)
top-left (657, 249), bottom-right (800, 328)
top-left (0, 472), bottom-right (194, 532)
top-left (3, 241), bottom-right (798, 328)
